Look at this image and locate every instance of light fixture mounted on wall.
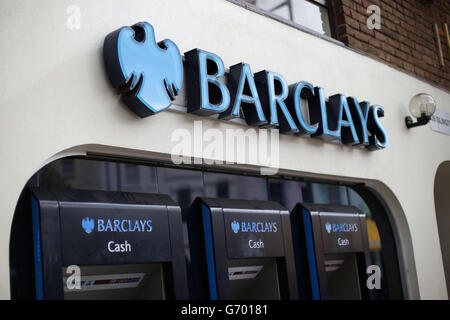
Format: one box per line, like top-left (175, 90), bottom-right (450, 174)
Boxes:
top-left (405, 93), bottom-right (437, 129)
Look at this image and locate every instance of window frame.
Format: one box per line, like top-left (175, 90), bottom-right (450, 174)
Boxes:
top-left (227, 0), bottom-right (339, 41)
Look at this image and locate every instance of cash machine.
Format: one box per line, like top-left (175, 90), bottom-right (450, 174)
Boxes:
top-left (188, 198), bottom-right (298, 300)
top-left (29, 188), bottom-right (189, 300)
top-left (290, 203), bottom-right (372, 300)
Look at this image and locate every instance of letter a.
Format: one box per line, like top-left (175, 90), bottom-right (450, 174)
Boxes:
top-left (366, 265), bottom-right (381, 290)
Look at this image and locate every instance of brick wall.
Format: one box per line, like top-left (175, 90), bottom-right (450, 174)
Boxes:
top-left (334, 0), bottom-right (450, 90)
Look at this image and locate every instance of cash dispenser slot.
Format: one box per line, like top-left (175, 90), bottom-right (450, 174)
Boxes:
top-left (30, 188), bottom-right (189, 300)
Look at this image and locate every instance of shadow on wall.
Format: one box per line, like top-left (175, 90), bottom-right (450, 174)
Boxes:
top-left (434, 161), bottom-right (450, 297)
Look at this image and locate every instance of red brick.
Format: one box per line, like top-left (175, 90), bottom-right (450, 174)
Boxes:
top-left (334, 0), bottom-right (449, 90)
top-left (351, 10), bottom-right (367, 24)
top-left (375, 31), bottom-right (387, 41)
top-left (346, 17), bottom-right (360, 29)
top-left (354, 30), bottom-right (371, 43)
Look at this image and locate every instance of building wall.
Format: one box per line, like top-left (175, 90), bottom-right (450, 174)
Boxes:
top-left (335, 0), bottom-right (450, 91)
top-left (0, 0), bottom-right (449, 299)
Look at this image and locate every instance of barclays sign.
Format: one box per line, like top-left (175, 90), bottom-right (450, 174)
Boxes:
top-left (231, 220), bottom-right (278, 234)
top-left (104, 22), bottom-right (388, 151)
top-left (325, 222), bottom-right (359, 234)
top-left (81, 217), bottom-right (153, 234)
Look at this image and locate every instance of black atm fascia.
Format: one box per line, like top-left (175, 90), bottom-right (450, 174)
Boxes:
top-left (291, 203), bottom-right (372, 300)
top-left (189, 198), bottom-right (298, 300)
top-left (30, 188), bottom-right (189, 300)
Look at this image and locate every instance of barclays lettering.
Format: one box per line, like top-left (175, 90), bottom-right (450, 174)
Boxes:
top-left (82, 218), bottom-right (152, 234)
top-left (325, 222), bottom-right (358, 234)
top-left (104, 22), bottom-right (388, 151)
top-left (231, 220), bottom-right (278, 234)
top-left (97, 219), bottom-right (152, 233)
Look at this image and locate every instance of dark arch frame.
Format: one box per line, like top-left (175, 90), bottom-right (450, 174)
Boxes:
top-left (352, 185), bottom-right (404, 299)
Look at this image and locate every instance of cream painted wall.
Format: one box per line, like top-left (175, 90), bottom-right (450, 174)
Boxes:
top-left (0, 0), bottom-right (449, 299)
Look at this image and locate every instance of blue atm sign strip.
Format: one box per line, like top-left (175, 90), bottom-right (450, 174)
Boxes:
top-left (201, 204), bottom-right (218, 300)
top-left (31, 195), bottom-right (44, 300)
top-left (302, 208), bottom-right (320, 300)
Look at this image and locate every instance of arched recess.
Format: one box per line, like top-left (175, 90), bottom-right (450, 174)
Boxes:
top-left (8, 144), bottom-right (421, 300)
top-left (434, 161), bottom-right (450, 297)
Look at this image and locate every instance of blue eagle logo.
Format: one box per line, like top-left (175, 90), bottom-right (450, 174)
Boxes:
top-left (325, 222), bottom-right (332, 234)
top-left (231, 220), bottom-right (240, 234)
top-left (103, 22), bottom-right (183, 117)
top-left (82, 217), bottom-right (95, 234)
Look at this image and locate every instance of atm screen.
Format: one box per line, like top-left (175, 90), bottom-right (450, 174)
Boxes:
top-left (62, 263), bottom-right (166, 300)
top-left (227, 258), bottom-right (281, 300)
top-left (324, 254), bottom-right (362, 300)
